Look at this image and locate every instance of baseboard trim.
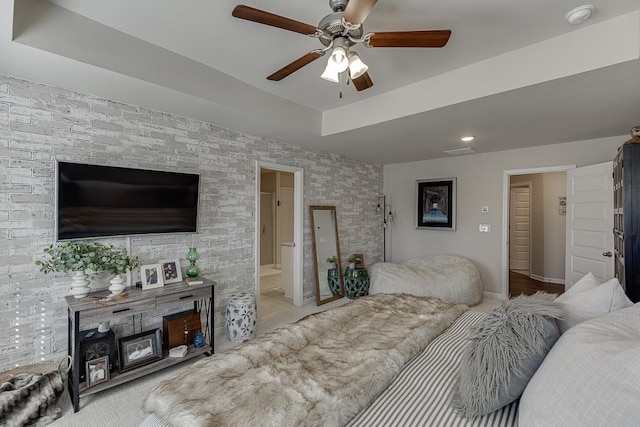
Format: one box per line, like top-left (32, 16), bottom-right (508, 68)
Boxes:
top-left (483, 291), bottom-right (505, 301)
top-left (530, 273), bottom-right (565, 285)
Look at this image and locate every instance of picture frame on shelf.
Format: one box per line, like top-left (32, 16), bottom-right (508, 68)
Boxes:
top-left (140, 263), bottom-right (164, 290)
top-left (416, 177), bottom-right (457, 231)
top-left (118, 329), bottom-right (163, 373)
top-left (86, 355), bottom-right (109, 387)
top-left (160, 258), bottom-right (182, 284)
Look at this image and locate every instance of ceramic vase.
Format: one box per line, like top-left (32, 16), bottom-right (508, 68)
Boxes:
top-left (343, 268), bottom-right (370, 299)
top-left (70, 270), bottom-right (90, 299)
top-left (108, 274), bottom-right (126, 295)
top-left (327, 268), bottom-right (341, 296)
top-left (185, 247), bottom-right (200, 278)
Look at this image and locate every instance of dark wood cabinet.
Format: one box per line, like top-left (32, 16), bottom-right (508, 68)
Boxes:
top-left (613, 143), bottom-right (640, 302)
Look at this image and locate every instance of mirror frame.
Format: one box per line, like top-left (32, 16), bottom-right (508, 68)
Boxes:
top-left (309, 205), bottom-right (344, 305)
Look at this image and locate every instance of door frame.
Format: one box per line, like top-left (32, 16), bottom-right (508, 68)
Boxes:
top-left (509, 182), bottom-right (532, 273)
top-left (255, 161), bottom-right (304, 307)
top-left (501, 165), bottom-right (575, 299)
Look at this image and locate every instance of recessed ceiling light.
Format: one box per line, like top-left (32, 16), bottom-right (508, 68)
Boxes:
top-left (461, 136), bottom-right (475, 142)
top-left (565, 5), bottom-right (595, 25)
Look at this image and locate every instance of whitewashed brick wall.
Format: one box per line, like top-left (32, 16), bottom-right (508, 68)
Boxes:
top-left (0, 74), bottom-right (383, 370)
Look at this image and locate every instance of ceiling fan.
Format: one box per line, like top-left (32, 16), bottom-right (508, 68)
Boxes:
top-left (232, 0), bottom-right (451, 94)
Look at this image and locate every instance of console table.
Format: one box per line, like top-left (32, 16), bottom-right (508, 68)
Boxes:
top-left (65, 278), bottom-right (215, 412)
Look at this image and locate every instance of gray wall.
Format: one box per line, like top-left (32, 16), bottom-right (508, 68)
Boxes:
top-left (383, 138), bottom-right (622, 296)
top-left (0, 74), bottom-right (383, 370)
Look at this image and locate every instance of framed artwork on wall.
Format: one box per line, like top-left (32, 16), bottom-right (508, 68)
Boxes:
top-left (416, 177), bottom-right (456, 231)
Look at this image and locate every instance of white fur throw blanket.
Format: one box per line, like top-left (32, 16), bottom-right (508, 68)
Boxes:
top-left (144, 294), bottom-right (468, 427)
top-left (370, 255), bottom-right (483, 305)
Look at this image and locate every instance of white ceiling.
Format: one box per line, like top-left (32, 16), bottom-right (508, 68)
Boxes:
top-left (3, 0), bottom-right (640, 164)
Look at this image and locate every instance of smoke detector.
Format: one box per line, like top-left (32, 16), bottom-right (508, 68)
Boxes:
top-left (565, 5), bottom-right (595, 25)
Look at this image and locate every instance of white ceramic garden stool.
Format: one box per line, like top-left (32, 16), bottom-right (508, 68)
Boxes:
top-left (225, 292), bottom-right (257, 342)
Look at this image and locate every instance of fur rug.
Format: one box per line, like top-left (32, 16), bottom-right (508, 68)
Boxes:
top-left (144, 293), bottom-right (468, 427)
top-left (0, 371), bottom-right (65, 427)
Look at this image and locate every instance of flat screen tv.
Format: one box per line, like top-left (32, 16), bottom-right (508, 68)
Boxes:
top-left (56, 161), bottom-right (199, 240)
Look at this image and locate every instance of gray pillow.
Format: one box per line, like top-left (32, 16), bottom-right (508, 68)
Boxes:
top-left (451, 292), bottom-right (564, 418)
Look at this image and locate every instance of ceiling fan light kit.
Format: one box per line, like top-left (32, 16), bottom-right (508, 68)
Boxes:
top-left (347, 53), bottom-right (368, 79)
top-left (232, 0), bottom-right (452, 96)
top-left (565, 5), bottom-right (595, 25)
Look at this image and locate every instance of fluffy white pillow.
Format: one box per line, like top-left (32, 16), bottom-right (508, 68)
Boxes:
top-left (555, 272), bottom-right (601, 302)
top-left (556, 277), bottom-right (632, 333)
top-left (451, 293), bottom-right (564, 417)
top-left (519, 303), bottom-right (640, 427)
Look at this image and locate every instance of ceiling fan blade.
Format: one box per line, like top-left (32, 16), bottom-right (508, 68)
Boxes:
top-left (352, 72), bottom-right (373, 91)
top-left (367, 30), bottom-right (451, 48)
top-left (343, 0), bottom-right (379, 25)
top-left (267, 51), bottom-right (324, 81)
top-left (232, 5), bottom-right (318, 36)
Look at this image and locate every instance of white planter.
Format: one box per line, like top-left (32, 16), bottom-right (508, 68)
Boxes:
top-left (108, 274), bottom-right (126, 295)
top-left (70, 270), bottom-right (90, 299)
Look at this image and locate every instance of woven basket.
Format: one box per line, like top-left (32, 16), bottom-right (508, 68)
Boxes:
top-left (0, 356), bottom-right (71, 384)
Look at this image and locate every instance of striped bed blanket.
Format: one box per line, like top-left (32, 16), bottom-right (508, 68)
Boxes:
top-left (349, 310), bottom-right (518, 427)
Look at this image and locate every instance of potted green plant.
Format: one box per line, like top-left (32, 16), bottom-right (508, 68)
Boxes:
top-left (36, 242), bottom-right (138, 298)
top-left (347, 255), bottom-right (361, 269)
top-left (326, 255), bottom-right (338, 269)
top-left (101, 246), bottom-right (140, 295)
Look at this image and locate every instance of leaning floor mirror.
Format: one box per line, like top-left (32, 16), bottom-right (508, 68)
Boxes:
top-left (310, 205), bottom-right (344, 305)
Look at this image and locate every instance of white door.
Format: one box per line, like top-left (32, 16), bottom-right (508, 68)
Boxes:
top-left (565, 161), bottom-right (614, 288)
top-left (259, 193), bottom-right (274, 265)
top-left (276, 187), bottom-right (294, 265)
top-left (509, 187), bottom-right (531, 271)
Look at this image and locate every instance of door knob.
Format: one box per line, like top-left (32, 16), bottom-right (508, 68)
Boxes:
top-left (603, 251), bottom-right (612, 257)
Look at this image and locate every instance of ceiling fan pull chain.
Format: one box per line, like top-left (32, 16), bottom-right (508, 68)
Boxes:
top-left (339, 71), bottom-right (343, 99)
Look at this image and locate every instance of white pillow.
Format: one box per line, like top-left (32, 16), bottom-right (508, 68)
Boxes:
top-left (555, 272), bottom-right (601, 302)
top-left (556, 277), bottom-right (632, 333)
top-left (519, 303), bottom-right (640, 427)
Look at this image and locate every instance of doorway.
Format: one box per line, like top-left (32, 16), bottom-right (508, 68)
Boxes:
top-left (255, 161), bottom-right (304, 322)
top-left (502, 166), bottom-right (574, 299)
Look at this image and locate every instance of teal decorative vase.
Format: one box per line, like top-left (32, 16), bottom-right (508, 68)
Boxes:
top-left (343, 268), bottom-right (370, 299)
top-left (185, 247), bottom-right (200, 278)
top-left (327, 268), bottom-right (341, 296)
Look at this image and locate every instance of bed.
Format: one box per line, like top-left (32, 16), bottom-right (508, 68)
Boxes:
top-left (141, 268), bottom-right (640, 427)
top-left (141, 294), bottom-right (518, 427)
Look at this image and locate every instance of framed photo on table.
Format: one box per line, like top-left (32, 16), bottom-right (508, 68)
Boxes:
top-left (416, 177), bottom-right (456, 231)
top-left (140, 264), bottom-right (164, 290)
top-left (160, 258), bottom-right (182, 284)
top-left (86, 355), bottom-right (109, 387)
top-left (118, 329), bottom-right (163, 373)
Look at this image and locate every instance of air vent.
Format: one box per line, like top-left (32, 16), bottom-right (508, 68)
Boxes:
top-left (444, 147), bottom-right (476, 156)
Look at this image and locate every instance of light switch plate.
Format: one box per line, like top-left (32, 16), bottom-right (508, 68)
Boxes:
top-left (479, 224), bottom-right (491, 232)
top-left (481, 206), bottom-right (489, 213)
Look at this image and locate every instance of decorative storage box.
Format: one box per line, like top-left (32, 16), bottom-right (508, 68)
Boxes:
top-left (162, 310), bottom-right (202, 349)
top-left (78, 328), bottom-right (115, 383)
